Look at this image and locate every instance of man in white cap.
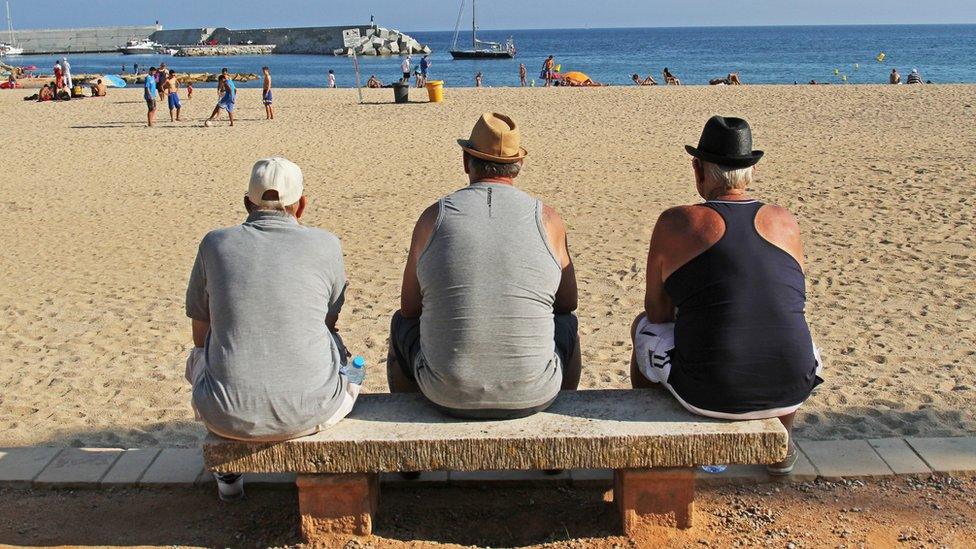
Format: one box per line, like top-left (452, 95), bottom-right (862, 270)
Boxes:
top-left (185, 157), bottom-right (359, 501)
top-left (388, 113), bottom-right (582, 420)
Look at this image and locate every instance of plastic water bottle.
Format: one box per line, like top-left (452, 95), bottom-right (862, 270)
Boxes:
top-left (343, 356), bottom-right (366, 386)
top-left (700, 465), bottom-right (728, 474)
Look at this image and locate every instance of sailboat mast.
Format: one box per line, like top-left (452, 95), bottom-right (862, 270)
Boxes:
top-left (6, 1), bottom-right (13, 45)
top-left (472, 0), bottom-right (477, 48)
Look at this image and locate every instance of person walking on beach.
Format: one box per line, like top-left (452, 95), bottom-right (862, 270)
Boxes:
top-left (262, 66), bottom-right (274, 120)
top-left (327, 69), bottom-right (336, 88)
top-left (185, 157), bottom-right (361, 501)
top-left (61, 57), bottom-right (73, 90)
top-left (401, 55), bottom-right (412, 84)
top-left (890, 69), bottom-right (901, 84)
top-left (206, 74), bottom-right (236, 126)
top-left (163, 70), bottom-right (182, 122)
top-left (543, 55), bottom-right (555, 87)
top-left (388, 113), bottom-right (582, 420)
top-left (419, 55), bottom-right (431, 88)
top-left (53, 61), bottom-right (63, 93)
top-left (144, 67), bottom-right (159, 127)
top-left (629, 116), bottom-right (822, 476)
top-left (156, 63), bottom-right (168, 100)
top-left (519, 63), bottom-right (527, 87)
top-left (475, 72), bottom-right (483, 87)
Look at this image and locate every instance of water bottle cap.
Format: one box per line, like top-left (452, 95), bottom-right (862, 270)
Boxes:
top-left (352, 356), bottom-right (365, 368)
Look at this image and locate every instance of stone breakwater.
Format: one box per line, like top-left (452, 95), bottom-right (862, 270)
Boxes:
top-left (333, 27), bottom-right (431, 57)
top-left (174, 45), bottom-right (276, 57)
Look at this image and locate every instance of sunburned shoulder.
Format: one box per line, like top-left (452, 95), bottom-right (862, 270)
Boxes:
top-left (655, 204), bottom-right (710, 231)
top-left (758, 203), bottom-right (801, 232)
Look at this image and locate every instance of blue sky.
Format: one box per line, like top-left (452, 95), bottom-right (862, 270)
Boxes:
top-left (8, 0), bottom-right (976, 31)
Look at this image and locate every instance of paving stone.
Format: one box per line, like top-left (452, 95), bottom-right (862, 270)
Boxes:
top-left (380, 471), bottom-right (448, 486)
top-left (140, 448), bottom-right (204, 486)
top-left (569, 468), bottom-right (613, 487)
top-left (449, 469), bottom-right (570, 486)
top-left (906, 437), bottom-right (976, 476)
top-left (788, 445), bottom-right (819, 482)
top-left (34, 448), bottom-right (122, 488)
top-left (0, 448), bottom-right (62, 487)
top-left (101, 448), bottom-right (161, 486)
top-left (797, 440), bottom-right (893, 479)
top-left (868, 438), bottom-right (932, 476)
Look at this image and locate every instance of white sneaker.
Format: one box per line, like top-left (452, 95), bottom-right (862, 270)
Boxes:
top-left (214, 473), bottom-right (245, 502)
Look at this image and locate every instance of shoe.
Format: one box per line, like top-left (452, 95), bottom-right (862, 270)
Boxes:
top-left (214, 473), bottom-right (245, 502)
top-left (767, 443), bottom-right (798, 476)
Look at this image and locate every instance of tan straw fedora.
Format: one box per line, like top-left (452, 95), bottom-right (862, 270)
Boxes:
top-left (457, 113), bottom-right (528, 164)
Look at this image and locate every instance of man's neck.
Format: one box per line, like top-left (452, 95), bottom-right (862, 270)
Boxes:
top-left (706, 189), bottom-right (750, 201)
top-left (471, 177), bottom-right (515, 187)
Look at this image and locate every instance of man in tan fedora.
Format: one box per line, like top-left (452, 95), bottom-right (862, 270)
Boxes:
top-left (388, 112), bottom-right (581, 419)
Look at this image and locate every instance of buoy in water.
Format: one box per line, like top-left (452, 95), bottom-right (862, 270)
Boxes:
top-left (877, 52), bottom-right (886, 63)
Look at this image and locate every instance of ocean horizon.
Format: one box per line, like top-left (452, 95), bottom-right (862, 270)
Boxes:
top-left (8, 24), bottom-right (976, 88)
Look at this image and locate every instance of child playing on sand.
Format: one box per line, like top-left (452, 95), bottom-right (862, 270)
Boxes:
top-left (262, 67), bottom-right (274, 120)
top-left (186, 82), bottom-right (194, 100)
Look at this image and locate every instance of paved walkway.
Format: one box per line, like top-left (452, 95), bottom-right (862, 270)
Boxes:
top-left (1, 436), bottom-right (973, 489)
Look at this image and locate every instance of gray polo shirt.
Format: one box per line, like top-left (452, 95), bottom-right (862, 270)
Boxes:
top-left (186, 210), bottom-right (348, 440)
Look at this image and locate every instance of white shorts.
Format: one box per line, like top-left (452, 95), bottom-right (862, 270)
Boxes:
top-left (634, 316), bottom-right (823, 420)
top-left (185, 346), bottom-right (360, 441)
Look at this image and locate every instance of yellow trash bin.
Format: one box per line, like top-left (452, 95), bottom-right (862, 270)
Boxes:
top-left (425, 80), bottom-right (444, 103)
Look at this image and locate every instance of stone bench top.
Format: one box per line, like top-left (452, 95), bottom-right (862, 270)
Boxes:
top-left (204, 389), bottom-right (788, 474)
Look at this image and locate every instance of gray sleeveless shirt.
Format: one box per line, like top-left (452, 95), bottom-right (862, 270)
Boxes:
top-left (416, 182), bottom-right (563, 410)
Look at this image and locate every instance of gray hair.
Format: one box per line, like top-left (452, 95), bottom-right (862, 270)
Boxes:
top-left (468, 156), bottom-right (522, 179)
top-left (703, 161), bottom-right (753, 191)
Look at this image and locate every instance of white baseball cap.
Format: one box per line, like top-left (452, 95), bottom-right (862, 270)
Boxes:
top-left (248, 157), bottom-right (304, 208)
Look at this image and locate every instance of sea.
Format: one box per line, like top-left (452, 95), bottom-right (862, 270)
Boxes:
top-left (9, 25), bottom-right (976, 88)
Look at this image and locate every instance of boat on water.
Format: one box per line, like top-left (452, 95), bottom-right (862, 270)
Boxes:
top-left (449, 0), bottom-right (516, 60)
top-left (120, 38), bottom-right (162, 55)
top-left (2, 1), bottom-right (22, 56)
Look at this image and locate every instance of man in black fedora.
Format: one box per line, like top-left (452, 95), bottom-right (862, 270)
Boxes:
top-left (629, 116), bottom-right (823, 475)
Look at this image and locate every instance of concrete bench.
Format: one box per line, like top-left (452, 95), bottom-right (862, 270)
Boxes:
top-left (204, 389), bottom-right (787, 542)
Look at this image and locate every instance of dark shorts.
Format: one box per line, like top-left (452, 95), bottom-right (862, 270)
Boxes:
top-left (403, 72), bottom-right (411, 80)
top-left (146, 98), bottom-right (156, 111)
top-left (388, 311), bottom-right (579, 419)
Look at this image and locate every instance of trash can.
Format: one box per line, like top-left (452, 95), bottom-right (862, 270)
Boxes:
top-left (425, 80), bottom-right (444, 103)
top-left (393, 83), bottom-right (410, 104)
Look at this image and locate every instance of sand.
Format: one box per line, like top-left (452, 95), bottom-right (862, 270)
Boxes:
top-left (1, 477), bottom-right (974, 547)
top-left (0, 85), bottom-right (973, 448)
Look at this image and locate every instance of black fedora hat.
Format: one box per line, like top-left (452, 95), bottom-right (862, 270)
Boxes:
top-left (685, 116), bottom-right (764, 168)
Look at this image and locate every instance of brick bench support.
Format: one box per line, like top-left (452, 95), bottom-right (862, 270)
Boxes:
top-left (296, 473), bottom-right (379, 541)
top-left (614, 468), bottom-right (695, 534)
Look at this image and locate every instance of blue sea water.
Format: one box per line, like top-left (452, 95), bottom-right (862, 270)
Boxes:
top-left (10, 25), bottom-right (976, 88)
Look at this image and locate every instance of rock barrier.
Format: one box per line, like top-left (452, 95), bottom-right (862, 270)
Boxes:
top-left (333, 27), bottom-right (431, 57)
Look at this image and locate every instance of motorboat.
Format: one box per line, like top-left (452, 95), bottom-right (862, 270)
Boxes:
top-left (120, 38), bottom-right (160, 55)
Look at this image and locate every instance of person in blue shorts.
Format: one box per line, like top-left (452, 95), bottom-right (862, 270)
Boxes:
top-left (419, 55), bottom-right (430, 88)
top-left (206, 74), bottom-right (236, 126)
top-left (262, 66), bottom-right (274, 120)
top-left (144, 67), bottom-right (158, 127)
top-left (164, 70), bottom-right (182, 122)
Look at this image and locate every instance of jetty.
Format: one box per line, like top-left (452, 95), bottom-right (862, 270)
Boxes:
top-left (173, 44), bottom-right (275, 57)
top-left (6, 23), bottom-right (429, 56)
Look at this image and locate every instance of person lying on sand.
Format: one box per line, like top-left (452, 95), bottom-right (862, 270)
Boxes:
top-left (630, 116), bottom-right (822, 477)
top-left (185, 157), bottom-right (360, 502)
top-left (632, 74), bottom-right (658, 86)
top-left (366, 75), bottom-right (383, 88)
top-left (709, 74), bottom-right (742, 86)
top-left (389, 113), bottom-right (582, 422)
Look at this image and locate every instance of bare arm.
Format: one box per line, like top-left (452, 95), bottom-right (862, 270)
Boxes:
top-left (192, 319), bottom-right (210, 347)
top-left (543, 205), bottom-right (578, 314)
top-left (644, 210), bottom-right (678, 323)
top-left (399, 203), bottom-right (439, 319)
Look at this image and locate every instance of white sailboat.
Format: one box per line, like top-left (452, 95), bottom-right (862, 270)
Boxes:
top-left (0, 1), bottom-right (24, 56)
top-left (449, 0), bottom-right (515, 59)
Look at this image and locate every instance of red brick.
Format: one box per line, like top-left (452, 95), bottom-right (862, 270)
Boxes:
top-left (614, 468), bottom-right (695, 535)
top-left (296, 473), bottom-right (379, 541)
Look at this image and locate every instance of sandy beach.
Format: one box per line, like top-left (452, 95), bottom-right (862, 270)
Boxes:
top-left (0, 85), bottom-right (973, 448)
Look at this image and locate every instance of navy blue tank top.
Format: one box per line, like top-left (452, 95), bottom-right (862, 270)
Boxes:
top-left (663, 200), bottom-right (820, 414)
